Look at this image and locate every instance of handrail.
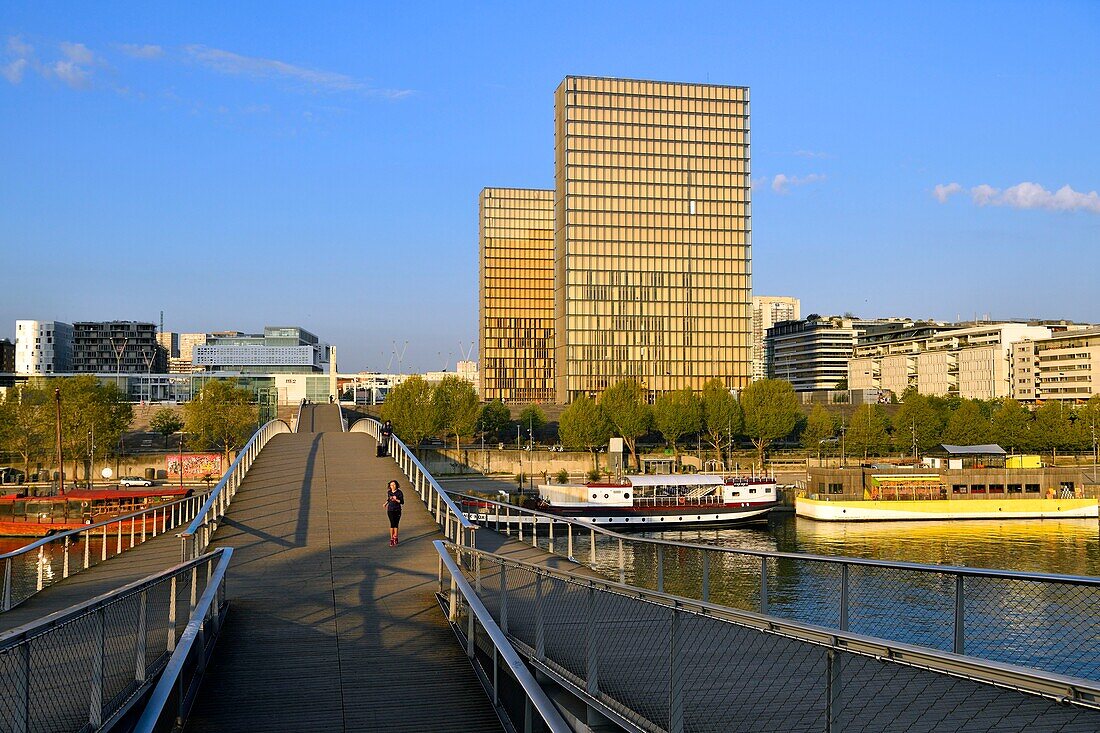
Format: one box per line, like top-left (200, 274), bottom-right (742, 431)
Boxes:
top-left (180, 418), bottom-right (292, 560)
top-left (0, 492), bottom-right (206, 612)
top-left (294, 398), bottom-right (305, 433)
top-left (349, 417), bottom-right (477, 537)
top-left (133, 547), bottom-right (234, 733)
top-left (444, 541), bottom-right (1100, 714)
top-left (434, 541), bottom-right (572, 732)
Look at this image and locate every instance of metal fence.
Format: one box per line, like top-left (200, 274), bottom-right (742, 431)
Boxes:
top-left (444, 542), bottom-right (1100, 733)
top-left (349, 418), bottom-right (478, 549)
top-left (180, 418), bottom-right (291, 560)
top-left (452, 493), bottom-right (1100, 681)
top-left (1, 493), bottom-right (207, 612)
top-left (0, 548), bottom-right (230, 733)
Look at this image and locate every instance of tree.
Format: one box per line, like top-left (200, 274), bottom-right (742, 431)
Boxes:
top-left (558, 395), bottom-right (613, 472)
top-left (380, 376), bottom-right (437, 449)
top-left (991, 399), bottom-right (1032, 452)
top-left (517, 405), bottom-right (547, 443)
top-left (150, 408), bottom-right (185, 448)
top-left (57, 376), bottom-right (133, 481)
top-left (741, 379), bottom-right (801, 466)
top-left (1075, 396), bottom-right (1100, 461)
top-left (0, 383), bottom-right (52, 478)
top-left (476, 400), bottom-right (511, 443)
top-left (944, 400), bottom-right (993, 446)
top-left (652, 389), bottom-right (702, 463)
top-left (801, 405), bottom-right (837, 459)
top-left (891, 393), bottom-right (946, 456)
top-left (701, 379), bottom-right (743, 469)
top-left (431, 376), bottom-right (479, 451)
top-left (184, 379), bottom-right (257, 466)
top-left (1031, 402), bottom-right (1073, 460)
top-left (846, 404), bottom-right (890, 459)
top-left (598, 380), bottom-right (652, 471)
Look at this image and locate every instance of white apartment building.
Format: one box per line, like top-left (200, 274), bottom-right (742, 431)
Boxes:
top-left (849, 323), bottom-right (1053, 400)
top-left (767, 316), bottom-right (913, 392)
top-left (1012, 327), bottom-right (1100, 403)
top-left (14, 320), bottom-right (73, 374)
top-left (752, 296), bottom-right (799, 381)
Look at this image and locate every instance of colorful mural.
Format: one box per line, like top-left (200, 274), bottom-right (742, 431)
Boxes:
top-left (166, 453), bottom-right (224, 479)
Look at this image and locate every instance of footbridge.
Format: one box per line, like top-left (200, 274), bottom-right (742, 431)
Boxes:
top-left (3, 402), bottom-right (1100, 732)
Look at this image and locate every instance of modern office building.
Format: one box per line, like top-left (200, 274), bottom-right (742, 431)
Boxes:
top-left (849, 323), bottom-right (1053, 400)
top-left (767, 316), bottom-right (913, 392)
top-left (1012, 327), bottom-right (1100, 403)
top-left (751, 296), bottom-right (799, 381)
top-left (553, 76), bottom-right (752, 402)
top-left (479, 188), bottom-right (556, 403)
top-left (0, 339), bottom-right (15, 373)
top-left (193, 326), bottom-right (329, 373)
top-left (14, 320), bottom-right (74, 374)
top-left (157, 331), bottom-right (208, 373)
top-left (72, 321), bottom-right (165, 374)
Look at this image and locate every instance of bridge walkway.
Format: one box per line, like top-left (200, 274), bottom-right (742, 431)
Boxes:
top-left (185, 425), bottom-right (503, 732)
top-left (297, 403), bottom-right (344, 433)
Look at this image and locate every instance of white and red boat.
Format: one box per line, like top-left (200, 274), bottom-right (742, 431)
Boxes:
top-left (534, 474), bottom-right (778, 530)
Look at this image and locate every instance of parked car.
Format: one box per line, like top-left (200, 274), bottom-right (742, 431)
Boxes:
top-left (119, 476), bottom-right (154, 487)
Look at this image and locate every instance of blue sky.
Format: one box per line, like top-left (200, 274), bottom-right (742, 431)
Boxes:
top-left (2, 2), bottom-right (1098, 372)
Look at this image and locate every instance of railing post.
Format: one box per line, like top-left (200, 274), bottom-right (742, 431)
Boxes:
top-left (535, 572), bottom-right (545, 661)
top-left (467, 598), bottom-right (475, 659)
top-left (586, 584), bottom-right (598, 696)
top-left (567, 523), bottom-right (573, 560)
top-left (669, 606), bottom-right (684, 733)
top-left (519, 512), bottom-right (524, 542)
top-left (548, 518), bottom-right (555, 554)
top-left (760, 556), bottom-right (769, 615)
top-left (499, 560), bottom-right (509, 634)
top-left (63, 535), bottom-right (70, 578)
top-left (116, 520), bottom-right (123, 555)
top-left (618, 538), bottom-right (625, 584)
top-left (89, 607), bottom-right (105, 727)
top-left (954, 574), bottom-right (965, 654)
top-left (36, 546), bottom-right (43, 591)
top-left (701, 551), bottom-right (710, 603)
top-left (102, 524), bottom-right (107, 561)
top-left (449, 568), bottom-right (458, 622)
top-left (130, 515), bottom-right (136, 548)
top-left (84, 530), bottom-right (90, 569)
top-left (657, 545), bottom-right (665, 593)
top-left (135, 589), bottom-right (148, 682)
top-left (826, 649), bottom-right (843, 733)
top-left (590, 527), bottom-right (596, 566)
top-left (2, 557), bottom-right (12, 611)
top-left (506, 505), bottom-right (511, 536)
top-left (839, 563), bottom-right (849, 632)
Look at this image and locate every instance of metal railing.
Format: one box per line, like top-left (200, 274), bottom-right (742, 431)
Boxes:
top-left (133, 548), bottom-right (233, 733)
top-left (293, 398), bottom-right (305, 433)
top-left (180, 419), bottom-right (291, 560)
top-left (0, 548), bottom-right (230, 733)
top-left (452, 492), bottom-right (1100, 681)
top-left (1, 493), bottom-right (207, 612)
top-left (436, 541), bottom-right (570, 733)
top-left (444, 542), bottom-right (1100, 733)
top-left (349, 418), bottom-right (477, 550)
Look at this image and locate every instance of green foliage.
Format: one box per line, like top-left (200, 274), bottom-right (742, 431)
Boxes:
top-left (597, 380), bottom-right (652, 470)
top-left (380, 375), bottom-right (437, 449)
top-left (431, 376), bottom-right (479, 449)
top-left (556, 468), bottom-right (570, 484)
top-left (700, 379), bottom-right (743, 467)
top-left (184, 379), bottom-right (257, 464)
top-left (517, 404), bottom-right (547, 436)
top-left (476, 400), bottom-right (511, 442)
top-left (991, 399), bottom-right (1032, 452)
top-left (149, 408), bottom-right (185, 448)
top-left (801, 405), bottom-right (837, 454)
top-left (58, 376), bottom-right (133, 479)
top-left (943, 400), bottom-right (993, 446)
top-left (0, 383), bottom-right (53, 476)
top-left (652, 389), bottom-right (702, 457)
top-left (586, 468), bottom-right (601, 482)
top-left (741, 379), bottom-right (801, 464)
top-left (1077, 396), bottom-right (1100, 451)
top-left (1031, 402), bottom-right (1074, 457)
top-left (559, 395), bottom-right (612, 471)
top-left (845, 404), bottom-right (891, 458)
top-left (892, 393), bottom-right (946, 454)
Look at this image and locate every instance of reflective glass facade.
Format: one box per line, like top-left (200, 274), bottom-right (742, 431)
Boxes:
top-left (479, 188), bottom-right (556, 402)
top-left (554, 76), bottom-right (752, 402)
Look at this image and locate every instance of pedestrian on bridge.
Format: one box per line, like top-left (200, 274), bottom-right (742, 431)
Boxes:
top-left (385, 479), bottom-right (404, 546)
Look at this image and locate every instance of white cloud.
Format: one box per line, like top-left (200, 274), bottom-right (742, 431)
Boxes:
top-left (118, 43), bottom-right (163, 59)
top-left (59, 41), bottom-right (94, 65)
top-left (50, 60), bottom-right (91, 88)
top-left (967, 182), bottom-right (1100, 214)
top-left (7, 35), bottom-right (33, 58)
top-left (1, 58), bottom-right (27, 84)
top-left (772, 173), bottom-right (826, 194)
top-left (932, 182), bottom-right (962, 203)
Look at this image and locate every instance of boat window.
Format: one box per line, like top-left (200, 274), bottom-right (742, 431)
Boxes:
top-left (749, 488), bottom-right (757, 494)
top-left (623, 493), bottom-right (630, 499)
top-left (989, 484), bottom-right (1004, 492)
top-left (1007, 484), bottom-right (1023, 493)
top-left (731, 491), bottom-right (740, 497)
top-left (970, 485), bottom-right (986, 493)
top-left (952, 484), bottom-right (968, 494)
top-left (828, 483), bottom-right (843, 494)
top-left (1025, 484), bottom-right (1040, 493)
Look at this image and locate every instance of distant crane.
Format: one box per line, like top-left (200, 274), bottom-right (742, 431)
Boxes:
top-left (393, 341), bottom-right (409, 372)
top-left (458, 341), bottom-right (475, 363)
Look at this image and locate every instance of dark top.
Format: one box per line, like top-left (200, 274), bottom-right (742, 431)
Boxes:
top-left (381, 423), bottom-right (393, 438)
top-left (386, 488), bottom-right (404, 513)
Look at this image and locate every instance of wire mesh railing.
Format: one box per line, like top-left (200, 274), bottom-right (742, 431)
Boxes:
top-left (1, 493), bottom-right (207, 612)
top-left (443, 542), bottom-right (1100, 733)
top-left (0, 548), bottom-right (230, 733)
top-left (452, 492), bottom-right (1100, 681)
top-left (180, 418), bottom-right (291, 560)
top-left (349, 418), bottom-right (477, 550)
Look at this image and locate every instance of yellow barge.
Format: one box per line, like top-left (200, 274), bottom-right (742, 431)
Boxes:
top-left (796, 495), bottom-right (1099, 522)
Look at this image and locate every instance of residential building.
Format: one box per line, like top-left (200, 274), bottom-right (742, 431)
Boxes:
top-left (479, 188), bottom-right (556, 403)
top-left (751, 296), bottom-right (799, 381)
top-left (193, 326), bottom-right (329, 373)
top-left (72, 321), bottom-right (165, 374)
top-left (15, 320), bottom-right (73, 374)
top-left (158, 331), bottom-right (209, 373)
top-left (1012, 327), bottom-right (1100, 403)
top-left (554, 76), bottom-right (752, 402)
top-left (767, 316), bottom-right (913, 392)
top-left (0, 339), bottom-right (14, 373)
top-left (849, 323), bottom-right (1053, 400)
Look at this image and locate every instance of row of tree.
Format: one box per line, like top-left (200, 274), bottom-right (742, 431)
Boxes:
top-left (802, 391), bottom-right (1100, 459)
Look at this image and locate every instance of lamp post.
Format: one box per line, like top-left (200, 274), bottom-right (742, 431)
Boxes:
top-left (55, 387), bottom-right (64, 494)
top-left (839, 420), bottom-right (847, 469)
top-left (111, 336), bottom-right (128, 394)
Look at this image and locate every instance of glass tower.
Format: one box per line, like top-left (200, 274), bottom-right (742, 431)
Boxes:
top-left (479, 188), bottom-right (556, 402)
top-left (554, 76), bottom-right (752, 402)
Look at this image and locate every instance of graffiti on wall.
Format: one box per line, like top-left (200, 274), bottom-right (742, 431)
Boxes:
top-left (166, 453), bottom-right (224, 479)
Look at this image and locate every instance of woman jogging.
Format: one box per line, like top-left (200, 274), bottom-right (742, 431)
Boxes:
top-left (384, 480), bottom-right (404, 546)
